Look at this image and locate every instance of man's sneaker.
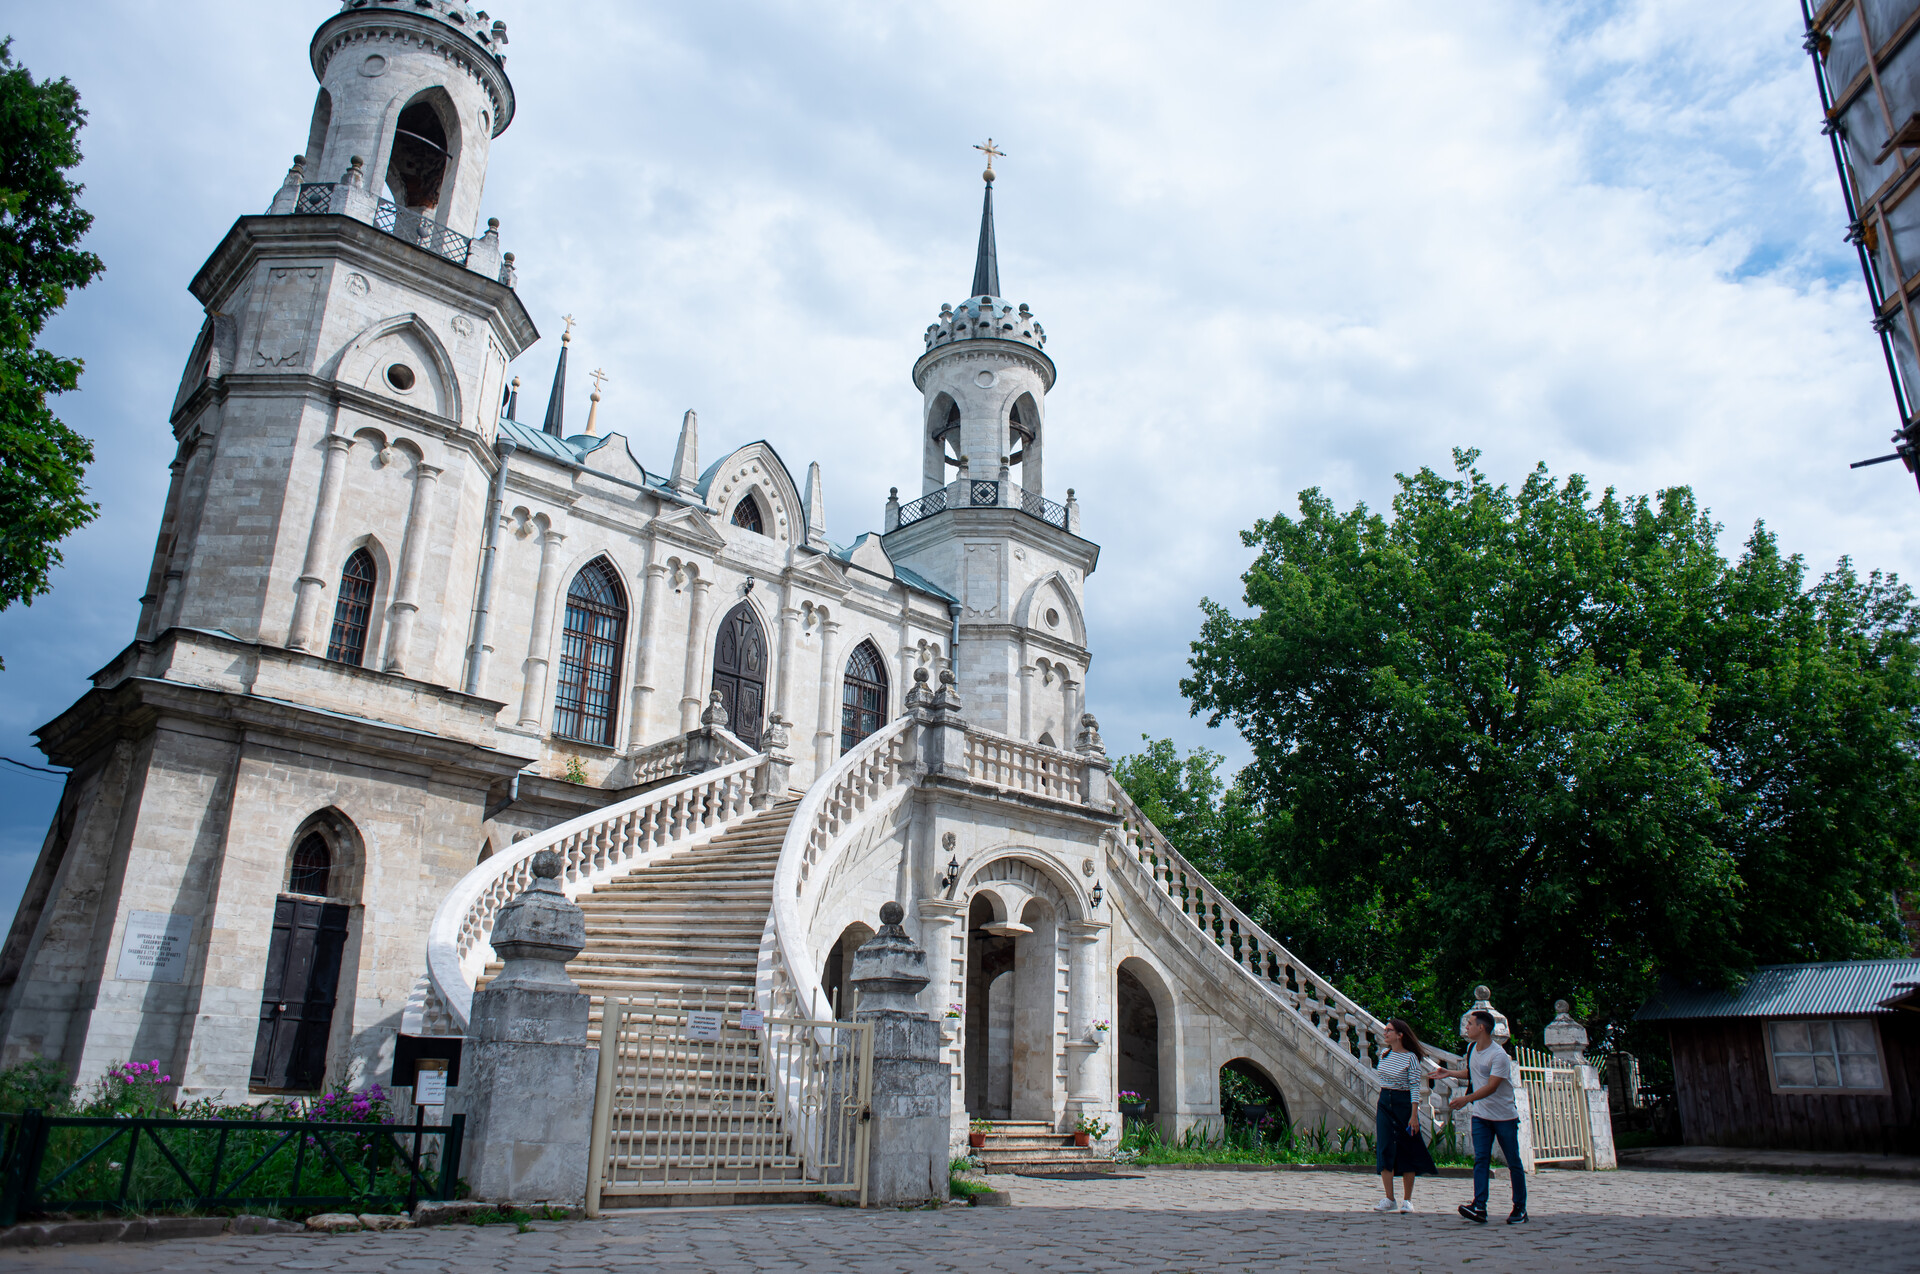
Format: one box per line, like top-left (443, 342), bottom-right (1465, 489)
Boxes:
top-left (1507, 1209), bottom-right (1529, 1225)
top-left (1372, 1197), bottom-right (1398, 1212)
top-left (1398, 1200), bottom-right (1415, 1213)
top-left (1458, 1204), bottom-right (1487, 1223)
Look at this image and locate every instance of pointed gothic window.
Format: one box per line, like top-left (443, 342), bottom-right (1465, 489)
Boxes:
top-left (325, 549), bottom-right (376, 666)
top-left (288, 833), bottom-right (332, 897)
top-left (731, 494), bottom-right (766, 535)
top-left (841, 640), bottom-right (889, 753)
top-left (554, 558), bottom-right (627, 745)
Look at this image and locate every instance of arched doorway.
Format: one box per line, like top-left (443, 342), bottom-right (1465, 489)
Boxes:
top-left (1221, 1057), bottom-right (1289, 1135)
top-left (819, 921), bottom-right (875, 1019)
top-left (964, 893), bottom-right (1017, 1118)
top-left (962, 860), bottom-right (1073, 1123)
top-left (711, 602), bottom-right (768, 749)
top-left (1116, 963), bottom-right (1161, 1121)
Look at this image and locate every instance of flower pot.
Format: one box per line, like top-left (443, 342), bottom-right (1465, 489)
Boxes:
top-left (969, 1132), bottom-right (986, 1148)
top-left (1073, 1131), bottom-right (1090, 1147)
top-left (1118, 1102), bottom-right (1147, 1117)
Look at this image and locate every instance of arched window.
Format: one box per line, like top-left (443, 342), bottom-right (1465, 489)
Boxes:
top-left (731, 494), bottom-right (765, 535)
top-left (386, 98), bottom-right (450, 212)
top-left (841, 640), bottom-right (888, 752)
top-left (554, 557), bottom-right (627, 745)
top-left (288, 832), bottom-right (332, 897)
top-left (326, 549), bottom-right (376, 666)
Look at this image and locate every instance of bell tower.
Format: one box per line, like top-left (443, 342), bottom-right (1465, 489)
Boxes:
top-left (883, 148), bottom-right (1099, 746)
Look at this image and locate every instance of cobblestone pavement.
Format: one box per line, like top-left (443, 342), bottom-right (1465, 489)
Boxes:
top-left (5, 1167), bottom-right (1916, 1273)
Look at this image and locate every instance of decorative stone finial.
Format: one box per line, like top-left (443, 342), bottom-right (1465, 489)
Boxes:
top-left (849, 902), bottom-right (931, 1014)
top-left (764, 711), bottom-right (791, 753)
top-left (1460, 984), bottom-right (1510, 1043)
top-left (904, 665), bottom-right (933, 712)
top-left (933, 667), bottom-right (962, 714)
top-left (344, 155), bottom-right (365, 188)
top-left (531, 849), bottom-right (561, 879)
top-left (701, 689), bottom-right (729, 728)
top-left (487, 850), bottom-right (586, 990)
top-left (1543, 998), bottom-right (1589, 1064)
top-left (1075, 712), bottom-right (1106, 757)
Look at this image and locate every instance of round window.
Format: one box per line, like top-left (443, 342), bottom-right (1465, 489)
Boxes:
top-left (1045, 607), bottom-right (1060, 628)
top-left (385, 363), bottom-right (416, 392)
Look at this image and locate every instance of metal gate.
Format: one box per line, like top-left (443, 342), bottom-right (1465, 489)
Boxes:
top-left (585, 987), bottom-right (873, 1211)
top-left (1514, 1046), bottom-right (1592, 1168)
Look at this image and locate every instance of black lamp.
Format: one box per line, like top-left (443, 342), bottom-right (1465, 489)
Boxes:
top-left (1091, 881), bottom-right (1104, 908)
top-left (939, 855), bottom-right (961, 891)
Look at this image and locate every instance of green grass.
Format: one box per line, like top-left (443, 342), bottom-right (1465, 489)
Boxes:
top-left (1120, 1117), bottom-right (1473, 1168)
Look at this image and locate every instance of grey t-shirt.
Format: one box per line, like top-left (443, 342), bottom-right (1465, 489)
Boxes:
top-left (1466, 1041), bottom-right (1518, 1121)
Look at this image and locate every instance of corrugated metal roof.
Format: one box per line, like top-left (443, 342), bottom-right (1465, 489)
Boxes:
top-left (1636, 958), bottom-right (1920, 1022)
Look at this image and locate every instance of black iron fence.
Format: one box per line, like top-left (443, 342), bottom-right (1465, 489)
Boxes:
top-left (372, 198), bottom-right (475, 267)
top-left (0, 1109), bottom-right (463, 1225)
top-left (895, 487), bottom-right (948, 528)
top-left (1020, 487), bottom-right (1069, 529)
top-left (895, 481), bottom-right (1073, 531)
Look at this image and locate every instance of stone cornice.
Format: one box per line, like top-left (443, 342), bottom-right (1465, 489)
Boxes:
top-left (912, 340), bottom-right (1057, 393)
top-left (918, 773), bottom-right (1121, 832)
top-left (310, 8), bottom-right (514, 136)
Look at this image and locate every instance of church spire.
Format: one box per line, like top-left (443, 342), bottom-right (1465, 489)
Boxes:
top-left (971, 139), bottom-right (1004, 299)
top-left (542, 315), bottom-right (574, 437)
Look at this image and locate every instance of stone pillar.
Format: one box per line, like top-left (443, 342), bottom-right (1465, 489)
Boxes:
top-left (383, 461), bottom-right (442, 675)
top-left (919, 669), bottom-right (968, 780)
top-left (1076, 713), bottom-right (1112, 810)
top-left (453, 851), bottom-right (598, 1205)
top-left (813, 617), bottom-right (841, 772)
top-left (1018, 662), bottom-right (1035, 739)
top-left (753, 713), bottom-right (794, 808)
top-left (1452, 985), bottom-right (1529, 1170)
top-left (775, 605), bottom-right (801, 723)
top-left (850, 902), bottom-right (951, 1206)
top-left (681, 691), bottom-right (731, 775)
top-left (679, 575), bottom-right (711, 732)
top-left (1545, 999), bottom-right (1615, 1169)
top-left (157, 430), bottom-right (217, 631)
top-left (627, 561), bottom-right (668, 747)
top-left (1062, 920), bottom-right (1111, 1127)
top-left (287, 431), bottom-right (355, 651)
top-left (516, 526), bottom-right (568, 727)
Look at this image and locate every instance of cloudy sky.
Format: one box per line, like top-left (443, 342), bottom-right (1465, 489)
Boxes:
top-left (0, 1), bottom-right (1908, 924)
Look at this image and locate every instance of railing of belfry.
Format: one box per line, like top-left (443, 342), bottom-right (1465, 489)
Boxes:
top-left (1110, 784), bottom-right (1462, 1104)
top-left (963, 729), bottom-right (1084, 803)
top-left (764, 716), bottom-right (917, 1021)
top-left (427, 751), bottom-right (769, 1030)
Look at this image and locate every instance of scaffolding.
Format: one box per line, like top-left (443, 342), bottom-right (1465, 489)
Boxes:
top-left (1804, 0), bottom-right (1920, 486)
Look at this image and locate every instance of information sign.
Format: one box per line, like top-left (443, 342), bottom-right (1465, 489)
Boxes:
top-left (686, 1011), bottom-right (723, 1040)
top-left (115, 911), bottom-right (194, 984)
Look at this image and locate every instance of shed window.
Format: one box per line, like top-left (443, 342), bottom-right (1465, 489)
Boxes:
top-left (1767, 1019), bottom-right (1884, 1092)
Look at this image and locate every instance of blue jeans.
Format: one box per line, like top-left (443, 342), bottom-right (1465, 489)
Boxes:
top-left (1470, 1116), bottom-right (1527, 1213)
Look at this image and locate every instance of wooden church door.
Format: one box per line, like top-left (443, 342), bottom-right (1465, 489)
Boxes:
top-left (711, 602), bottom-right (768, 749)
top-left (249, 896), bottom-right (350, 1090)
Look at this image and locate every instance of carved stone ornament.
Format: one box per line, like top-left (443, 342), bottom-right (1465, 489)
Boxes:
top-left (1459, 984), bottom-right (1511, 1043)
top-left (701, 689), bottom-right (729, 728)
top-left (942, 831), bottom-right (957, 852)
top-left (1543, 999), bottom-right (1589, 1062)
top-left (345, 272), bottom-right (370, 297)
top-left (848, 901), bottom-right (931, 1014)
top-left (487, 850), bottom-right (585, 988)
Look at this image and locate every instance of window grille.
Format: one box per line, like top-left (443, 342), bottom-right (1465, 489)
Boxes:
top-left (326, 549), bottom-right (376, 665)
top-left (1767, 1019), bottom-right (1885, 1091)
top-left (288, 832), bottom-right (332, 897)
top-left (731, 495), bottom-right (765, 534)
top-left (554, 558), bottom-right (627, 745)
top-left (840, 640), bottom-right (889, 753)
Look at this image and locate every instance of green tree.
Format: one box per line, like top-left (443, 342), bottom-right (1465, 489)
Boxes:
top-left (1170, 450), bottom-right (1919, 1050)
top-left (0, 37), bottom-right (103, 665)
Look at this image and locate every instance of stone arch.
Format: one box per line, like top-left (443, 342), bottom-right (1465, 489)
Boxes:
top-left (329, 535), bottom-right (392, 668)
top-left (382, 86), bottom-right (463, 219)
top-left (962, 852), bottom-right (1083, 1121)
top-left (284, 807), bottom-right (365, 905)
top-left (1015, 572), bottom-right (1086, 647)
top-left (819, 921), bottom-right (876, 1020)
top-left (554, 555), bottom-right (629, 747)
top-left (839, 636), bottom-right (891, 753)
top-left (333, 313), bottom-right (463, 423)
top-left (1118, 955), bottom-right (1179, 1133)
top-left (304, 88), bottom-right (333, 176)
top-left (700, 443), bottom-right (804, 545)
top-left (1221, 1056), bottom-right (1290, 1131)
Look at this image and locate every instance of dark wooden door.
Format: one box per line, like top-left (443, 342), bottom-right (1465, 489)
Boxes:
top-left (711, 602), bottom-right (768, 749)
top-left (250, 896), bottom-right (350, 1091)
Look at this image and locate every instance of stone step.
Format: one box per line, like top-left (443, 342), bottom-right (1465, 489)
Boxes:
top-left (982, 1121), bottom-right (1056, 1134)
top-left (980, 1156), bottom-right (1116, 1175)
top-left (979, 1135), bottom-right (1080, 1150)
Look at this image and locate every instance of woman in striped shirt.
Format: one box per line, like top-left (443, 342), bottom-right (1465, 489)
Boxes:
top-left (1371, 1017), bottom-right (1438, 1212)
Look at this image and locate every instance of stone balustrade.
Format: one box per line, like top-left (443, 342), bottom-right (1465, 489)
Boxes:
top-left (426, 751), bottom-right (770, 1029)
top-left (963, 730), bottom-right (1085, 803)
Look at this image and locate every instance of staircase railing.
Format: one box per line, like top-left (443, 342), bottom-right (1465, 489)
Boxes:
top-left (427, 752), bottom-right (769, 1030)
top-left (1110, 784), bottom-right (1461, 1119)
top-left (620, 724), bottom-right (754, 788)
top-left (762, 716), bottom-right (917, 1021)
top-left (962, 729), bottom-right (1085, 803)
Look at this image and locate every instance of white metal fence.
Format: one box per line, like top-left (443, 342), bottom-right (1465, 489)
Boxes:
top-left (586, 987), bottom-right (873, 1209)
top-left (1513, 1043), bottom-right (1592, 1168)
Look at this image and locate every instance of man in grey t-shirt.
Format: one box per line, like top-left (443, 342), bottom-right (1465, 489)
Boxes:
top-left (1435, 1009), bottom-right (1527, 1224)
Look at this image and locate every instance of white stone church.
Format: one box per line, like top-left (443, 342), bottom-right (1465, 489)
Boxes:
top-left (0, 0), bottom-right (1464, 1173)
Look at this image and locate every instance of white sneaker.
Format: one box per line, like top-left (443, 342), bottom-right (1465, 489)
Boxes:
top-left (1398, 1200), bottom-right (1415, 1213)
top-left (1373, 1197), bottom-right (1398, 1212)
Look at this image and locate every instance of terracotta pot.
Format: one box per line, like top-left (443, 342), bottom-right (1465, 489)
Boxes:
top-left (1073, 1131), bottom-right (1090, 1147)
top-left (969, 1132), bottom-right (986, 1148)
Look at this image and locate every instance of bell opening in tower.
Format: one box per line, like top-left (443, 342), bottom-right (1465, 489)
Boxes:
top-left (386, 98), bottom-right (451, 212)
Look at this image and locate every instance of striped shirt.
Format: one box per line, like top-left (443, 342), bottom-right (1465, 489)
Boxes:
top-left (1374, 1048), bottom-right (1422, 1099)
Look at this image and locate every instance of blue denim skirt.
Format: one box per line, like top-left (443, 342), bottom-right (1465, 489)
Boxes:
top-left (1375, 1089), bottom-right (1438, 1176)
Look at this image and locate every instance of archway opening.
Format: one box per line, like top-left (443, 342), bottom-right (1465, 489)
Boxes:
top-left (963, 892), bottom-right (1016, 1119)
top-left (385, 97), bottom-right (451, 212)
top-left (1221, 1057), bottom-right (1289, 1140)
top-left (1116, 965), bottom-right (1160, 1119)
top-left (711, 601), bottom-right (768, 749)
top-left (819, 921), bottom-right (875, 1020)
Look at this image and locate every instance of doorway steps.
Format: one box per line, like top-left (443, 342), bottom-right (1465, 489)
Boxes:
top-left (973, 1120), bottom-right (1114, 1174)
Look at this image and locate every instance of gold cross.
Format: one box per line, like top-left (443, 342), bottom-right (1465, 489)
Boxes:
top-left (590, 368), bottom-right (609, 395)
top-left (561, 313), bottom-right (577, 342)
top-left (975, 138), bottom-right (1004, 179)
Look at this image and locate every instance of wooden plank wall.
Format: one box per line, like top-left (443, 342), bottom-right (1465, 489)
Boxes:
top-left (1668, 1015), bottom-right (1920, 1153)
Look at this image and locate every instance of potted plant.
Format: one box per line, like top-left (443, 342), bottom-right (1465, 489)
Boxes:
top-left (1117, 1090), bottom-right (1148, 1117)
top-left (968, 1117), bottom-right (992, 1149)
top-left (1073, 1113), bottom-right (1110, 1148)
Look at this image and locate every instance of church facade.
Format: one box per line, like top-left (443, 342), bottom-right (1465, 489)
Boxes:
top-left (0, 0), bottom-right (1431, 1155)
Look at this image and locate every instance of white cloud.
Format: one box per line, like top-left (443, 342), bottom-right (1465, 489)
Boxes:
top-left (0, 0), bottom-right (1908, 922)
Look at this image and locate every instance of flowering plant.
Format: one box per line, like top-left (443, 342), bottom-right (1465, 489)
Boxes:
top-left (89, 1059), bottom-right (173, 1116)
top-left (1117, 1090), bottom-right (1145, 1103)
top-left (945, 1003), bottom-right (964, 1020)
top-left (1091, 1019), bottom-right (1109, 1032)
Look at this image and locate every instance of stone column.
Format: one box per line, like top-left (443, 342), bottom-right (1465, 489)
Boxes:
top-left (775, 605), bottom-right (801, 723)
top-left (681, 691), bottom-right (730, 775)
top-left (157, 430), bottom-right (218, 631)
top-left (1544, 999), bottom-right (1615, 1169)
top-left (1018, 661), bottom-right (1036, 739)
top-left (679, 575), bottom-right (711, 732)
top-left (516, 527), bottom-right (568, 727)
top-left (453, 851), bottom-right (598, 1205)
top-left (850, 902), bottom-right (951, 1206)
top-left (383, 460), bottom-right (442, 675)
top-left (287, 431), bottom-right (356, 651)
top-left (1062, 920), bottom-right (1111, 1123)
top-left (919, 669), bottom-right (968, 780)
top-left (813, 617), bottom-right (842, 772)
top-left (627, 561), bottom-right (668, 747)
top-left (137, 447), bottom-right (189, 639)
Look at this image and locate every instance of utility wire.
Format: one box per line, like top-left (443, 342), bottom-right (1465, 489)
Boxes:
top-left (1, 756), bottom-right (67, 778)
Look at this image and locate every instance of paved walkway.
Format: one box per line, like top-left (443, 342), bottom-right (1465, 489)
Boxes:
top-left (6, 1166), bottom-right (1917, 1272)
top-left (1620, 1144), bottom-right (1920, 1179)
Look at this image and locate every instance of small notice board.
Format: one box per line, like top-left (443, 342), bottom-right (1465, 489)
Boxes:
top-left (115, 911), bottom-right (194, 984)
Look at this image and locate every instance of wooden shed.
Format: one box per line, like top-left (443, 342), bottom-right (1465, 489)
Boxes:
top-left (1636, 958), bottom-right (1920, 1155)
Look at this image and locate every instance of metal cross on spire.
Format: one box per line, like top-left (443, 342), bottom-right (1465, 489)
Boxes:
top-left (561, 313), bottom-right (577, 343)
top-left (974, 138), bottom-right (1004, 183)
top-left (590, 368), bottom-right (609, 395)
